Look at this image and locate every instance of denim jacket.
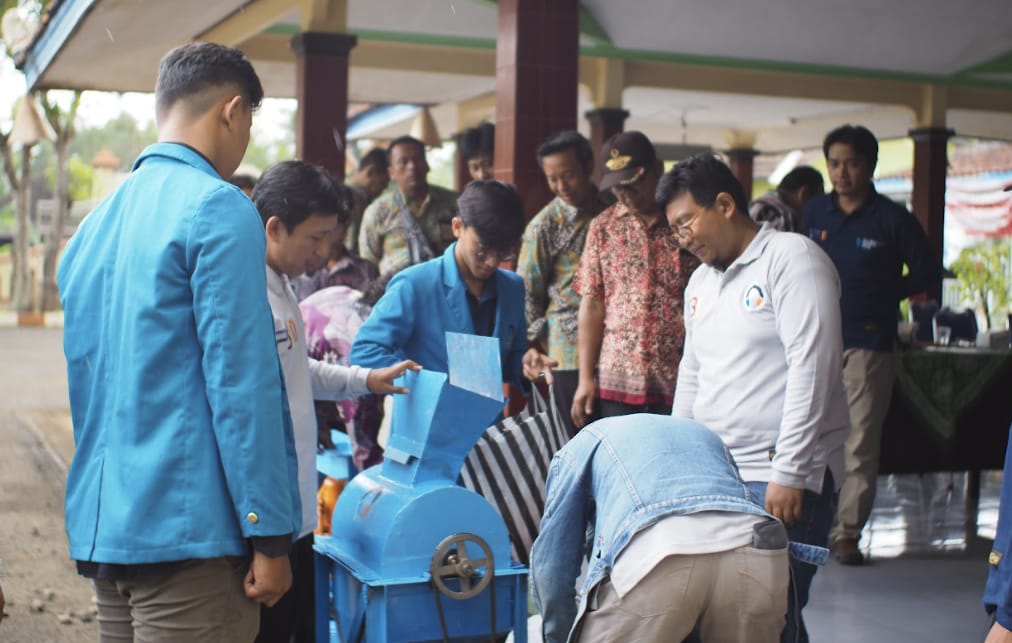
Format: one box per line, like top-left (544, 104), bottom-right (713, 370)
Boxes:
top-left (530, 415), bottom-right (773, 643)
top-left (983, 423), bottom-right (1012, 628)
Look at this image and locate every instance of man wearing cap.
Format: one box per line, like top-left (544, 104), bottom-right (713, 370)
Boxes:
top-left (570, 131), bottom-right (698, 429)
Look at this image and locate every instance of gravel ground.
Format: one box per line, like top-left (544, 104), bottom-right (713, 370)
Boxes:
top-left (0, 328), bottom-right (96, 642)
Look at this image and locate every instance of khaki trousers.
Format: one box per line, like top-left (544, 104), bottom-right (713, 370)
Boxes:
top-left (832, 348), bottom-right (898, 543)
top-left (93, 556), bottom-right (259, 643)
top-left (575, 545), bottom-right (789, 643)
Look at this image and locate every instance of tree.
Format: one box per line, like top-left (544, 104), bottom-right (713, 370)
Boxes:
top-left (39, 89), bottom-right (81, 311)
top-left (951, 238), bottom-right (1012, 331)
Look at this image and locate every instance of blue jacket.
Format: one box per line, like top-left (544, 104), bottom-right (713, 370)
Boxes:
top-left (59, 143), bottom-right (300, 564)
top-left (801, 190), bottom-right (941, 351)
top-left (350, 243), bottom-right (527, 390)
top-left (531, 414), bottom-right (772, 643)
top-left (984, 423), bottom-right (1012, 628)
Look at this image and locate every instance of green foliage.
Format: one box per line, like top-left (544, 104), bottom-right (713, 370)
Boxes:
top-left (42, 153), bottom-right (92, 201)
top-left (70, 112), bottom-right (157, 170)
top-left (950, 238), bottom-right (1012, 330)
top-left (67, 155), bottom-right (94, 202)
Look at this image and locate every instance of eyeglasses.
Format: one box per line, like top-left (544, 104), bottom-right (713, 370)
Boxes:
top-left (474, 243), bottom-right (516, 264)
top-left (667, 210), bottom-right (703, 248)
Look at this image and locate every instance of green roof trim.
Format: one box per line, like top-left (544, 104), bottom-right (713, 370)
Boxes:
top-left (263, 24), bottom-right (1012, 91)
top-left (578, 7), bottom-right (611, 46)
top-left (956, 50), bottom-right (1012, 77)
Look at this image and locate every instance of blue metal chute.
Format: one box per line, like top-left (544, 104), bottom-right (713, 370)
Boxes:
top-left (316, 332), bottom-right (529, 643)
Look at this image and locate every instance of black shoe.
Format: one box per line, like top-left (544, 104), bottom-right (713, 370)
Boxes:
top-left (833, 538), bottom-right (865, 565)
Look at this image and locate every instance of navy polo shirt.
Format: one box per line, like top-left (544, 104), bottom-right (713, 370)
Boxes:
top-left (801, 190), bottom-right (941, 351)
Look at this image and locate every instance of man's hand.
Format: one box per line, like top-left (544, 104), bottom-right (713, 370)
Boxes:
top-left (522, 348), bottom-right (558, 384)
top-left (571, 379), bottom-right (597, 429)
top-left (986, 621), bottom-right (1012, 643)
top-left (365, 360), bottom-right (422, 395)
top-left (764, 482), bottom-right (804, 527)
top-left (244, 550), bottom-right (292, 607)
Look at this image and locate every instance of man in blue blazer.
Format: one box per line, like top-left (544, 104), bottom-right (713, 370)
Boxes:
top-left (351, 180), bottom-right (531, 391)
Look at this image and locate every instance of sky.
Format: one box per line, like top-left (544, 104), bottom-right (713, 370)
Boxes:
top-left (0, 56), bottom-right (294, 143)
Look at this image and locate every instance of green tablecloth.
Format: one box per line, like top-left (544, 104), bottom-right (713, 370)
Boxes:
top-left (893, 347), bottom-right (1012, 446)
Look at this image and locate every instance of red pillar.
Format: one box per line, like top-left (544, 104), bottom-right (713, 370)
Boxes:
top-left (495, 0), bottom-right (580, 219)
top-left (726, 148), bottom-right (758, 200)
top-left (585, 108), bottom-right (629, 184)
top-left (291, 32), bottom-right (357, 181)
top-left (909, 127), bottom-right (952, 303)
top-left (453, 133), bottom-right (470, 192)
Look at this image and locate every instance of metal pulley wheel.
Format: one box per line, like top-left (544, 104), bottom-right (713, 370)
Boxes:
top-left (429, 532), bottom-right (494, 600)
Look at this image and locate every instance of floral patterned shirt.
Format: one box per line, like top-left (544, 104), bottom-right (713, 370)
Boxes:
top-left (516, 191), bottom-right (614, 370)
top-left (292, 254), bottom-right (379, 302)
top-left (573, 203), bottom-right (699, 406)
top-left (749, 191), bottom-right (800, 232)
top-left (300, 286), bottom-right (384, 471)
top-left (358, 185), bottom-right (458, 277)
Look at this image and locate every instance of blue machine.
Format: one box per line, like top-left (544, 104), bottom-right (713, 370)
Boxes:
top-left (315, 333), bottom-right (529, 643)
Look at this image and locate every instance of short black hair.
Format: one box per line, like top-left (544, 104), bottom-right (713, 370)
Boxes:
top-left (358, 147), bottom-right (388, 173)
top-left (155, 42), bottom-right (263, 123)
top-left (778, 166), bottom-right (824, 195)
top-left (655, 153), bottom-right (749, 214)
top-left (536, 130), bottom-right (594, 172)
top-left (458, 123), bottom-right (495, 161)
top-left (823, 125), bottom-right (879, 169)
top-left (252, 160), bottom-right (346, 232)
top-left (229, 173), bottom-right (256, 192)
top-left (456, 180), bottom-right (526, 250)
top-left (387, 136), bottom-right (426, 165)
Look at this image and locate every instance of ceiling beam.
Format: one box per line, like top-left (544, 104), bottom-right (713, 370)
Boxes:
top-left (298, 0), bottom-right (347, 32)
top-left (197, 0), bottom-right (296, 47)
top-left (241, 33), bottom-right (496, 76)
top-left (623, 59), bottom-right (923, 115)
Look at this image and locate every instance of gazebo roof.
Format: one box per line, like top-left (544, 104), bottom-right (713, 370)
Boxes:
top-left (14, 0), bottom-right (1012, 153)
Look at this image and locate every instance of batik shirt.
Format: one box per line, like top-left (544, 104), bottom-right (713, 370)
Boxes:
top-left (573, 203), bottom-right (699, 406)
top-left (292, 254), bottom-right (379, 301)
top-left (299, 286), bottom-right (384, 471)
top-left (358, 184), bottom-right (458, 277)
top-left (517, 191), bottom-right (614, 370)
top-left (344, 185), bottom-right (373, 258)
top-left (749, 191), bottom-right (800, 232)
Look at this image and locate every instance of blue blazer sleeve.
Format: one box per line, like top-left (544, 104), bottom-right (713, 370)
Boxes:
top-left (984, 423), bottom-right (1012, 627)
top-left (189, 188), bottom-right (300, 538)
top-left (350, 273), bottom-right (415, 369)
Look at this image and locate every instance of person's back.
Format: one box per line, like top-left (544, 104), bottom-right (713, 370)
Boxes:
top-left (59, 41), bottom-right (299, 642)
top-left (532, 415), bottom-right (787, 643)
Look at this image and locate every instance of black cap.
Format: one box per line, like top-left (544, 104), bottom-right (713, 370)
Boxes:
top-left (599, 131), bottom-right (657, 191)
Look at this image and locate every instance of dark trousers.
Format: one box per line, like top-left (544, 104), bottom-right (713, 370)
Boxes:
top-left (550, 370), bottom-right (580, 439)
top-left (256, 534), bottom-right (315, 643)
top-left (598, 398), bottom-right (673, 420)
top-left (746, 470), bottom-right (837, 643)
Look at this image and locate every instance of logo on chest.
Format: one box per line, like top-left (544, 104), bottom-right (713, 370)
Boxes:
top-left (855, 236), bottom-right (883, 251)
top-left (743, 285), bottom-right (766, 312)
top-left (275, 318), bottom-right (298, 350)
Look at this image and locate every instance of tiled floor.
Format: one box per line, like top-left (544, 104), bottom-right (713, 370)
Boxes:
top-left (805, 471), bottom-right (999, 642)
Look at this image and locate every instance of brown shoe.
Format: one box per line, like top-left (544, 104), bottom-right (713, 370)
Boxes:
top-left (833, 538), bottom-right (865, 565)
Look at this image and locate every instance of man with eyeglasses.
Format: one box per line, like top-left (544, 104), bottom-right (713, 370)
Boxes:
top-left (570, 131), bottom-right (698, 430)
top-left (351, 180), bottom-right (529, 392)
top-left (659, 153), bottom-right (850, 643)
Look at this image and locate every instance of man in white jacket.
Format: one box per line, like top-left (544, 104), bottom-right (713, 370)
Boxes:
top-left (658, 154), bottom-right (850, 643)
top-left (253, 160), bottom-right (419, 642)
